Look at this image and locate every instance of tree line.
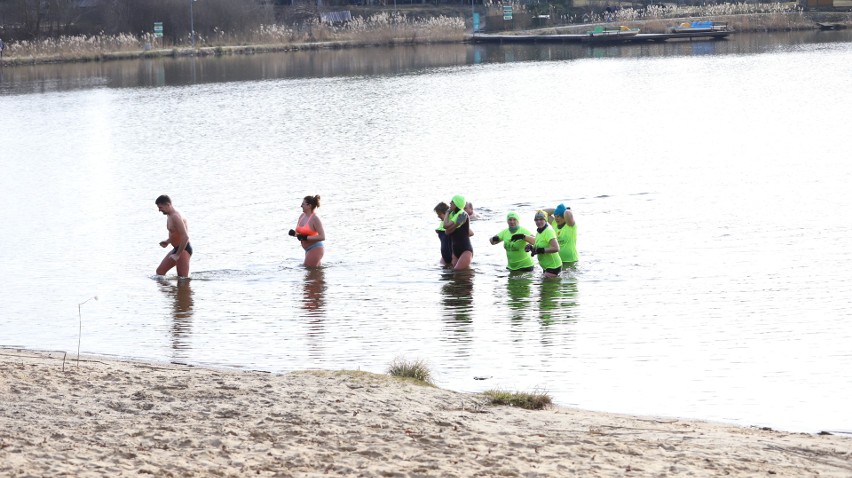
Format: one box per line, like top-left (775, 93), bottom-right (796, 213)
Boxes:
top-left (0, 0), bottom-right (312, 41)
top-left (0, 0), bottom-right (490, 41)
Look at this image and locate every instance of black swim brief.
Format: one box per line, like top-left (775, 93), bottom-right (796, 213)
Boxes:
top-left (170, 242), bottom-right (193, 256)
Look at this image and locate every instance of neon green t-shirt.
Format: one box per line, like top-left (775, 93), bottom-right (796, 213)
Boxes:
top-left (495, 227), bottom-right (534, 271)
top-left (535, 225), bottom-right (562, 270)
top-left (436, 220), bottom-right (445, 232)
top-left (550, 220), bottom-right (578, 263)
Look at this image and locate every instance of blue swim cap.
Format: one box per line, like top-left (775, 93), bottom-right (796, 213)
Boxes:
top-left (554, 203), bottom-right (567, 217)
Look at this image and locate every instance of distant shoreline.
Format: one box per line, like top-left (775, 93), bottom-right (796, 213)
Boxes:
top-left (1, 11), bottom-right (850, 69)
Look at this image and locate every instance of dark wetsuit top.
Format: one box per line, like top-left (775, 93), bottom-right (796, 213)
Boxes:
top-left (448, 212), bottom-right (473, 257)
top-left (170, 242), bottom-right (193, 256)
top-left (437, 230), bottom-right (452, 264)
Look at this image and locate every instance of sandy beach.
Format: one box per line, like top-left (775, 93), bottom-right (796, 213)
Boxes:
top-left (1, 348), bottom-right (850, 477)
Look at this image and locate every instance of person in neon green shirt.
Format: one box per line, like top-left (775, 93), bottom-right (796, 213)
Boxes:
top-left (489, 211), bottom-right (535, 272)
top-left (517, 210), bottom-right (561, 278)
top-left (542, 203), bottom-right (578, 265)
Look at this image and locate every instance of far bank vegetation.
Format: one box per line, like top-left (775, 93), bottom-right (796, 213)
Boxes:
top-left (0, 0), bottom-right (849, 62)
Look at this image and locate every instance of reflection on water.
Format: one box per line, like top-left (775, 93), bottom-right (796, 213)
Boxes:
top-left (157, 278), bottom-right (194, 358)
top-left (506, 273), bottom-right (533, 323)
top-left (302, 267), bottom-right (327, 359)
top-left (0, 46), bottom-right (470, 94)
top-left (691, 41), bottom-right (717, 56)
top-left (440, 271), bottom-right (475, 349)
top-left (2, 30), bottom-right (851, 95)
top-left (539, 278), bottom-right (579, 328)
top-left (539, 278), bottom-right (563, 326)
top-left (504, 272), bottom-right (579, 328)
top-left (301, 267), bottom-right (327, 317)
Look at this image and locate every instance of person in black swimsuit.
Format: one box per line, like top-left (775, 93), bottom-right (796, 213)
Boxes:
top-left (170, 242), bottom-right (193, 257)
top-left (155, 194), bottom-right (192, 278)
top-left (443, 195), bottom-right (473, 270)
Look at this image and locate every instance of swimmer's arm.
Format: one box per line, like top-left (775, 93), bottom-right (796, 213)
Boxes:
top-left (446, 212), bottom-right (469, 235)
top-left (547, 237), bottom-right (560, 254)
top-left (490, 233), bottom-right (502, 245)
top-left (564, 208), bottom-right (576, 227)
top-left (443, 213), bottom-right (457, 234)
top-left (307, 216), bottom-right (326, 242)
top-left (542, 207), bottom-right (556, 222)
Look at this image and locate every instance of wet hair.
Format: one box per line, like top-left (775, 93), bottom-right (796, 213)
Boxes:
top-left (434, 202), bottom-right (449, 214)
top-left (155, 195), bottom-right (171, 205)
top-left (303, 195), bottom-right (321, 209)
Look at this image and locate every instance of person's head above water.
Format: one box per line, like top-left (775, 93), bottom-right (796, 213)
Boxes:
top-left (434, 201), bottom-right (449, 218)
top-left (155, 195), bottom-right (173, 214)
top-left (450, 195), bottom-right (465, 212)
top-left (302, 195), bottom-right (321, 211)
top-left (464, 202), bottom-right (474, 216)
top-left (553, 203), bottom-right (570, 224)
top-left (506, 211), bottom-right (520, 230)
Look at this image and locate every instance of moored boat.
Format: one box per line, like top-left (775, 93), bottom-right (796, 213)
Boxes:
top-left (816, 22), bottom-right (847, 30)
top-left (670, 21), bottom-right (729, 34)
top-left (584, 25), bottom-right (641, 42)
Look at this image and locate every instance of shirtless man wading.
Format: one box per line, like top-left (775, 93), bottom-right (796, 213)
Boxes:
top-left (155, 195), bottom-right (192, 277)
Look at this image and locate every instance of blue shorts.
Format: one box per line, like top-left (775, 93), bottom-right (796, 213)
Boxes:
top-left (305, 241), bottom-right (324, 252)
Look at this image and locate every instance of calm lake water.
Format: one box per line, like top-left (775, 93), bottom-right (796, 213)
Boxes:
top-left (2, 30), bottom-right (852, 434)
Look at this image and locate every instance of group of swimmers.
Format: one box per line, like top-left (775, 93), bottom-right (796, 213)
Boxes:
top-left (435, 195), bottom-right (577, 278)
top-left (155, 192), bottom-right (575, 279)
top-left (155, 194), bottom-right (326, 277)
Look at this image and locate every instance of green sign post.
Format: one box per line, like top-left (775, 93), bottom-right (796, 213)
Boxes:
top-left (502, 5), bottom-right (513, 21)
top-left (154, 22), bottom-right (164, 38)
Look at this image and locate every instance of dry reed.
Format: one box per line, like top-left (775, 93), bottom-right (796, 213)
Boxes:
top-left (1, 3), bottom-right (848, 65)
top-left (1, 13), bottom-right (464, 64)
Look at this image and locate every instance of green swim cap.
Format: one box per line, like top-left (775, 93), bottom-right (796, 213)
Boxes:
top-left (451, 195), bottom-right (465, 210)
top-left (507, 211), bottom-right (520, 221)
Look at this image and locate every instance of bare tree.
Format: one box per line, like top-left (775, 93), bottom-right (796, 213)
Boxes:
top-left (15, 0), bottom-right (44, 38)
top-left (97, 0), bottom-right (274, 43)
top-left (45, 0), bottom-right (84, 35)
